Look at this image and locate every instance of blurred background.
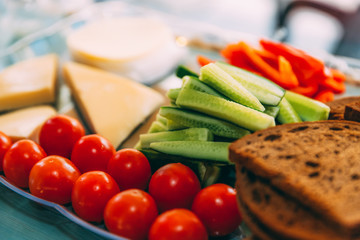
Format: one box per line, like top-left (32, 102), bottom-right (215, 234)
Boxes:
top-left (0, 0), bottom-right (360, 59)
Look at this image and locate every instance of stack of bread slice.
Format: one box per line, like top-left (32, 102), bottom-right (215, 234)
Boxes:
top-left (230, 120), bottom-right (360, 240)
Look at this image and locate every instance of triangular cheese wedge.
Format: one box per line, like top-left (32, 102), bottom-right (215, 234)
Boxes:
top-left (0, 54), bottom-right (57, 112)
top-left (0, 105), bottom-right (56, 142)
top-left (63, 62), bottom-right (164, 148)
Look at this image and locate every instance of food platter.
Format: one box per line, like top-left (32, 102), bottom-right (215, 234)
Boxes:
top-left (1, 1), bottom-right (360, 239)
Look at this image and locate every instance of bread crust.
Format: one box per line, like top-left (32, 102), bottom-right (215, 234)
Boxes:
top-left (326, 96), bottom-right (360, 120)
top-left (230, 120), bottom-right (360, 236)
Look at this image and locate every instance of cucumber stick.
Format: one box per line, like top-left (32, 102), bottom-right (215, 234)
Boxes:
top-left (160, 106), bottom-right (250, 139)
top-left (167, 88), bottom-right (181, 102)
top-left (215, 61), bottom-right (285, 100)
top-left (140, 128), bottom-right (213, 149)
top-left (148, 121), bottom-right (167, 133)
top-left (200, 63), bottom-right (265, 111)
top-left (264, 105), bottom-right (280, 118)
top-left (182, 76), bottom-right (227, 99)
top-left (167, 119), bottom-right (187, 130)
top-left (285, 91), bottom-right (330, 121)
top-left (150, 141), bottom-right (231, 163)
top-left (176, 88), bottom-right (275, 132)
top-left (175, 65), bottom-right (199, 78)
top-left (276, 97), bottom-right (302, 124)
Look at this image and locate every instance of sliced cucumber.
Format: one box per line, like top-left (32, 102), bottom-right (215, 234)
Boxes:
top-left (175, 89), bottom-right (275, 132)
top-left (140, 128), bottom-right (213, 149)
top-left (276, 97), bottom-right (302, 124)
top-left (156, 113), bottom-right (168, 126)
top-left (167, 119), bottom-right (187, 130)
top-left (182, 76), bottom-right (227, 99)
top-left (167, 88), bottom-right (181, 102)
top-left (264, 105), bottom-right (280, 118)
top-left (200, 63), bottom-right (265, 111)
top-left (285, 91), bottom-right (330, 121)
top-left (175, 65), bottom-right (199, 78)
top-left (216, 61), bottom-right (285, 98)
top-left (150, 141), bottom-right (231, 163)
top-left (148, 120), bottom-right (167, 133)
top-left (159, 106), bottom-right (250, 139)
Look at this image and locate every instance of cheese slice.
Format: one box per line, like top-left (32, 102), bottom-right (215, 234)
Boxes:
top-left (0, 105), bottom-right (57, 142)
top-left (66, 17), bottom-right (173, 62)
top-left (0, 54), bottom-right (58, 112)
top-left (63, 62), bottom-right (165, 148)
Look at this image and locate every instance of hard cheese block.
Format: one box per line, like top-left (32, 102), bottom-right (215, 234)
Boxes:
top-left (0, 105), bottom-right (56, 142)
top-left (0, 54), bottom-right (57, 112)
top-left (63, 62), bottom-right (165, 149)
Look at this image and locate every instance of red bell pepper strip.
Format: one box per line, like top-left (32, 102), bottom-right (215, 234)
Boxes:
top-left (319, 77), bottom-right (346, 94)
top-left (278, 56), bottom-right (299, 89)
top-left (197, 55), bottom-right (213, 67)
top-left (259, 39), bottom-right (325, 80)
top-left (330, 68), bottom-right (346, 82)
top-left (290, 83), bottom-right (319, 98)
top-left (314, 89), bottom-right (334, 102)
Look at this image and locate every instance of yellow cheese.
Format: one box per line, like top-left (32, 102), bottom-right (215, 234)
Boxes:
top-left (67, 17), bottom-right (172, 62)
top-left (0, 54), bottom-right (58, 112)
top-left (0, 105), bottom-right (57, 142)
top-left (63, 62), bottom-right (165, 148)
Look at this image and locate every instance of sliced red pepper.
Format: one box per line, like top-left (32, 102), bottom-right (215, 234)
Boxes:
top-left (319, 77), bottom-right (346, 94)
top-left (253, 48), bottom-right (278, 69)
top-left (330, 68), bottom-right (346, 83)
top-left (290, 83), bottom-right (319, 98)
top-left (260, 39), bottom-right (324, 80)
top-left (278, 56), bottom-right (299, 89)
top-left (314, 89), bottom-right (334, 102)
top-left (197, 55), bottom-right (213, 67)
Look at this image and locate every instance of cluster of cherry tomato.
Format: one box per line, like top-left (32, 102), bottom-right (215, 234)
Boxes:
top-left (0, 114), bottom-right (242, 240)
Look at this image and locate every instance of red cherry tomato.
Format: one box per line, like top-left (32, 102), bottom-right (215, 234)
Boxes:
top-left (148, 163), bottom-right (201, 212)
top-left (148, 209), bottom-right (208, 240)
top-left (107, 148), bottom-right (151, 190)
top-left (72, 171), bottom-right (120, 222)
top-left (29, 155), bottom-right (81, 204)
top-left (39, 115), bottom-right (85, 158)
top-left (3, 140), bottom-right (46, 188)
top-left (191, 183), bottom-right (242, 236)
top-left (71, 134), bottom-right (115, 173)
top-left (0, 131), bottom-right (12, 172)
top-left (104, 189), bottom-right (158, 240)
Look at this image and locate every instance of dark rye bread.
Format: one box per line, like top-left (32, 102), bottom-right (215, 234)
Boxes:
top-left (229, 120), bottom-right (360, 236)
top-left (345, 101), bottom-right (360, 122)
top-left (326, 96), bottom-right (360, 120)
top-left (235, 165), bottom-right (347, 240)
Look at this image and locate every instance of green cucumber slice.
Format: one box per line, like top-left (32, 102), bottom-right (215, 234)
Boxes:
top-left (140, 128), bottom-right (213, 149)
top-left (156, 113), bottom-right (168, 126)
top-left (160, 106), bottom-right (250, 139)
top-left (175, 65), bottom-right (199, 78)
top-left (182, 76), bottom-right (227, 99)
top-left (276, 97), bottom-right (302, 124)
top-left (148, 120), bottom-right (167, 133)
top-left (150, 141), bottom-right (231, 163)
top-left (285, 91), bottom-right (330, 121)
top-left (264, 105), bottom-right (280, 118)
top-left (167, 88), bottom-right (181, 102)
top-left (167, 119), bottom-right (187, 130)
top-left (215, 61), bottom-right (285, 99)
top-left (175, 89), bottom-right (275, 132)
top-left (200, 63), bottom-right (265, 111)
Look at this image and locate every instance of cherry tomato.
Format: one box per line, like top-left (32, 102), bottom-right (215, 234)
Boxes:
top-left (148, 163), bottom-right (201, 212)
top-left (39, 115), bottom-right (85, 158)
top-left (29, 155), bottom-right (81, 204)
top-left (71, 134), bottom-right (115, 173)
top-left (148, 209), bottom-right (208, 240)
top-left (104, 189), bottom-right (158, 240)
top-left (191, 183), bottom-right (242, 236)
top-left (3, 140), bottom-right (46, 188)
top-left (0, 131), bottom-right (12, 172)
top-left (72, 171), bottom-right (120, 222)
top-left (107, 148), bottom-right (151, 190)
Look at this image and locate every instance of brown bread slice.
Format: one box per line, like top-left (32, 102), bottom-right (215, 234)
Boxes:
top-left (345, 101), bottom-right (360, 122)
top-left (235, 165), bottom-right (347, 240)
top-left (229, 120), bottom-right (360, 236)
top-left (326, 96), bottom-right (360, 120)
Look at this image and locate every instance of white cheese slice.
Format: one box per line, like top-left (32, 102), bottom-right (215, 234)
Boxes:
top-left (63, 62), bottom-right (165, 148)
top-left (66, 17), bottom-right (173, 62)
top-left (0, 105), bottom-right (57, 142)
top-left (0, 54), bottom-right (57, 112)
